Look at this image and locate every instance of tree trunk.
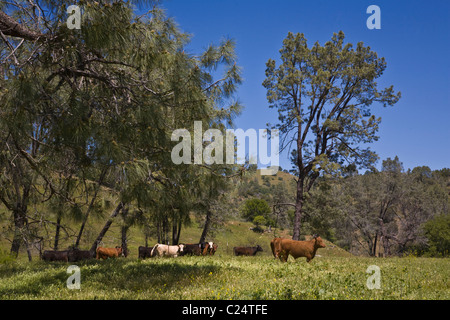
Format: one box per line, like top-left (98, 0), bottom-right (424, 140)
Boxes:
top-left (121, 205), bottom-right (129, 257)
top-left (176, 218), bottom-right (182, 244)
top-left (156, 220), bottom-right (161, 243)
top-left (292, 176), bottom-right (304, 241)
top-left (172, 213), bottom-right (178, 245)
top-left (292, 111), bottom-right (304, 241)
top-left (382, 236), bottom-right (391, 257)
top-left (10, 210), bottom-right (25, 257)
top-left (25, 239), bottom-right (32, 262)
top-left (121, 225), bottom-right (128, 257)
top-left (163, 215), bottom-right (169, 244)
top-left (10, 185), bottom-right (30, 257)
top-left (89, 202), bottom-right (124, 253)
top-left (54, 212), bottom-right (62, 250)
top-left (199, 209), bottom-right (212, 243)
top-left (372, 232), bottom-right (379, 257)
top-left (75, 168), bottom-right (107, 248)
top-left (171, 211), bottom-right (184, 245)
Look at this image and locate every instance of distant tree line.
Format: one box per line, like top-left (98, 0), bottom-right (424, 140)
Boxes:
top-left (237, 157), bottom-right (449, 257)
top-left (304, 157), bottom-right (449, 257)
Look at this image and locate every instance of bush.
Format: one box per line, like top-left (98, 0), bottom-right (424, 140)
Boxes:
top-left (423, 214), bottom-right (450, 257)
top-left (240, 198), bottom-right (271, 222)
top-left (0, 250), bottom-right (16, 264)
top-left (251, 215), bottom-right (266, 233)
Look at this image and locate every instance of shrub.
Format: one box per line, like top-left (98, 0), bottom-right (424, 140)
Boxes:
top-left (240, 198), bottom-right (271, 222)
top-left (423, 214), bottom-right (450, 257)
top-left (0, 250), bottom-right (16, 264)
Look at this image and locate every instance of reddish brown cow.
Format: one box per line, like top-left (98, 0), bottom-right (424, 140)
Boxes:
top-left (276, 234), bottom-right (326, 263)
top-left (209, 243), bottom-right (218, 255)
top-left (202, 242), bottom-right (218, 256)
top-left (96, 246), bottom-right (123, 260)
top-left (270, 237), bottom-right (283, 258)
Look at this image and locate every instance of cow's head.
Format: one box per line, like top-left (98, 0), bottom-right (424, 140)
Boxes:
top-left (312, 235), bottom-right (326, 248)
top-left (256, 245), bottom-right (263, 252)
top-left (178, 244), bottom-right (185, 253)
top-left (115, 246), bottom-right (123, 256)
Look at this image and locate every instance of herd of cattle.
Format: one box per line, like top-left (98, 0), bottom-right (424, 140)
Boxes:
top-left (41, 235), bottom-right (326, 263)
top-left (41, 241), bottom-right (220, 262)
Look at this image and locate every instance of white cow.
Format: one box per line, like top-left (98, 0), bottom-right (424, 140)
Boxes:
top-left (151, 244), bottom-right (185, 257)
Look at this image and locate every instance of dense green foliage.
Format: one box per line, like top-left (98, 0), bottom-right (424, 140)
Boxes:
top-left (0, 1), bottom-right (243, 258)
top-left (241, 199), bottom-right (271, 223)
top-left (423, 214), bottom-right (450, 257)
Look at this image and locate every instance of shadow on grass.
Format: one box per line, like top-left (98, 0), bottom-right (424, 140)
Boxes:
top-left (1, 257), bottom-right (229, 297)
top-left (0, 261), bottom-right (71, 297)
top-left (81, 258), bottom-right (226, 291)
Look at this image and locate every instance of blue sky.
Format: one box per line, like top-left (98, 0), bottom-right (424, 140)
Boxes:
top-left (159, 0), bottom-right (450, 172)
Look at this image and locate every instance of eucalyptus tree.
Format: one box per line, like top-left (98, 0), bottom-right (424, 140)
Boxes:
top-left (263, 31), bottom-right (401, 240)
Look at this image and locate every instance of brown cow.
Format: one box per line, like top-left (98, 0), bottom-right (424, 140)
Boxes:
top-left (233, 245), bottom-right (263, 256)
top-left (96, 246), bottom-right (123, 260)
top-left (202, 242), bottom-right (218, 256)
top-left (42, 250), bottom-right (69, 262)
top-left (209, 243), bottom-right (218, 255)
top-left (270, 237), bottom-right (289, 262)
top-left (270, 237), bottom-right (282, 258)
top-left (276, 234), bottom-right (326, 263)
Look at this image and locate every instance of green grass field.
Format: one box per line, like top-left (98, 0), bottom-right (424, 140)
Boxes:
top-left (1, 254), bottom-right (448, 300)
top-left (1, 218), bottom-right (449, 300)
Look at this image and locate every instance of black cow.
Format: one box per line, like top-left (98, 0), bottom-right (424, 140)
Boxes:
top-left (42, 250), bottom-right (69, 262)
top-left (68, 249), bottom-right (93, 262)
top-left (138, 246), bottom-right (155, 259)
top-left (233, 245), bottom-right (263, 256)
top-left (181, 244), bottom-right (203, 256)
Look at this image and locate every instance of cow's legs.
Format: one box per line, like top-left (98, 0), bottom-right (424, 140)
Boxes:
top-left (280, 250), bottom-right (289, 262)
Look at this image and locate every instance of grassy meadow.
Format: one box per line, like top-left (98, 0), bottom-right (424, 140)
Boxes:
top-left (1, 219), bottom-right (449, 300)
top-left (1, 251), bottom-right (448, 300)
